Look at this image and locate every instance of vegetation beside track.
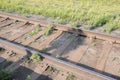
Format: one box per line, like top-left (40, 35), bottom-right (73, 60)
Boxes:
top-left (0, 0), bottom-right (120, 33)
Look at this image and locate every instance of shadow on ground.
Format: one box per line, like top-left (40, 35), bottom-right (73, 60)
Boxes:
top-left (0, 50), bottom-right (52, 80)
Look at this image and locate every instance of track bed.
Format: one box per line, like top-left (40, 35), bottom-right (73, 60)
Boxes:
top-left (0, 12), bottom-right (120, 80)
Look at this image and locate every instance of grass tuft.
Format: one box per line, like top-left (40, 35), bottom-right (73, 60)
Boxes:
top-left (26, 75), bottom-right (32, 80)
top-left (70, 21), bottom-right (79, 27)
top-left (29, 24), bottom-right (41, 36)
top-left (66, 73), bottom-right (75, 80)
top-left (57, 19), bottom-right (66, 24)
top-left (44, 24), bottom-right (53, 36)
top-left (46, 66), bottom-right (53, 73)
top-left (30, 53), bottom-right (41, 61)
top-left (55, 54), bottom-right (61, 59)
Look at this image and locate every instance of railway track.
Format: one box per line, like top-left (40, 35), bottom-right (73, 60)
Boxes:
top-left (0, 12), bottom-right (120, 80)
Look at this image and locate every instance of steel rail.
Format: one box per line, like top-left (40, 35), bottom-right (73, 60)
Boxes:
top-left (0, 12), bottom-right (120, 43)
top-left (0, 38), bottom-right (116, 80)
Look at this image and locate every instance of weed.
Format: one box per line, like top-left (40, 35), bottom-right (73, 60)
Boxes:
top-left (55, 54), bottom-right (61, 59)
top-left (44, 24), bottom-right (53, 36)
top-left (112, 57), bottom-right (119, 61)
top-left (66, 73), bottom-right (75, 80)
top-left (24, 59), bottom-right (29, 64)
top-left (71, 22), bottom-right (79, 27)
top-left (94, 15), bottom-right (112, 27)
top-left (57, 19), bottom-right (66, 24)
top-left (104, 25), bottom-right (114, 33)
top-left (30, 53), bottom-right (40, 62)
top-left (0, 70), bottom-right (12, 80)
top-left (29, 25), bottom-right (41, 36)
top-left (46, 66), bottom-right (53, 73)
top-left (26, 75), bottom-right (31, 80)
top-left (91, 39), bottom-right (96, 46)
top-left (104, 17), bottom-right (120, 33)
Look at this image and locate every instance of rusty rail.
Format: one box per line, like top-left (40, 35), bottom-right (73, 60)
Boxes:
top-left (0, 12), bottom-right (120, 43)
top-left (0, 37), bottom-right (117, 80)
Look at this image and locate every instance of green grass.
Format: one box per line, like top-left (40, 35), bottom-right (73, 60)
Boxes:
top-left (46, 66), bottom-right (53, 73)
top-left (26, 75), bottom-right (32, 80)
top-left (44, 24), bottom-right (53, 36)
top-left (70, 21), bottom-right (79, 28)
top-left (66, 73), bottom-right (75, 80)
top-left (30, 53), bottom-right (41, 61)
top-left (57, 19), bottom-right (66, 24)
top-left (0, 0), bottom-right (120, 33)
top-left (29, 25), bottom-right (41, 36)
top-left (55, 54), bottom-right (61, 59)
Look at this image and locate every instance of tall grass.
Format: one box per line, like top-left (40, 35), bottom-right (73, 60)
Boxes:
top-left (0, 0), bottom-right (120, 33)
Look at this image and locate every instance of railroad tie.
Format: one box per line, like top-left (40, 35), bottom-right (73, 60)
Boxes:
top-left (52, 35), bottom-right (76, 56)
top-left (0, 50), bottom-right (19, 62)
top-left (53, 71), bottom-right (68, 80)
top-left (0, 51), bottom-right (9, 63)
top-left (30, 31), bottom-right (63, 50)
top-left (7, 25), bottom-right (36, 41)
top-left (0, 20), bottom-right (15, 28)
top-left (63, 37), bottom-right (90, 62)
top-left (5, 55), bottom-right (28, 72)
top-left (22, 30), bottom-right (44, 45)
top-left (0, 22), bottom-right (26, 36)
top-left (96, 41), bottom-right (113, 71)
top-left (29, 62), bottom-right (48, 80)
top-left (0, 17), bottom-right (7, 22)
